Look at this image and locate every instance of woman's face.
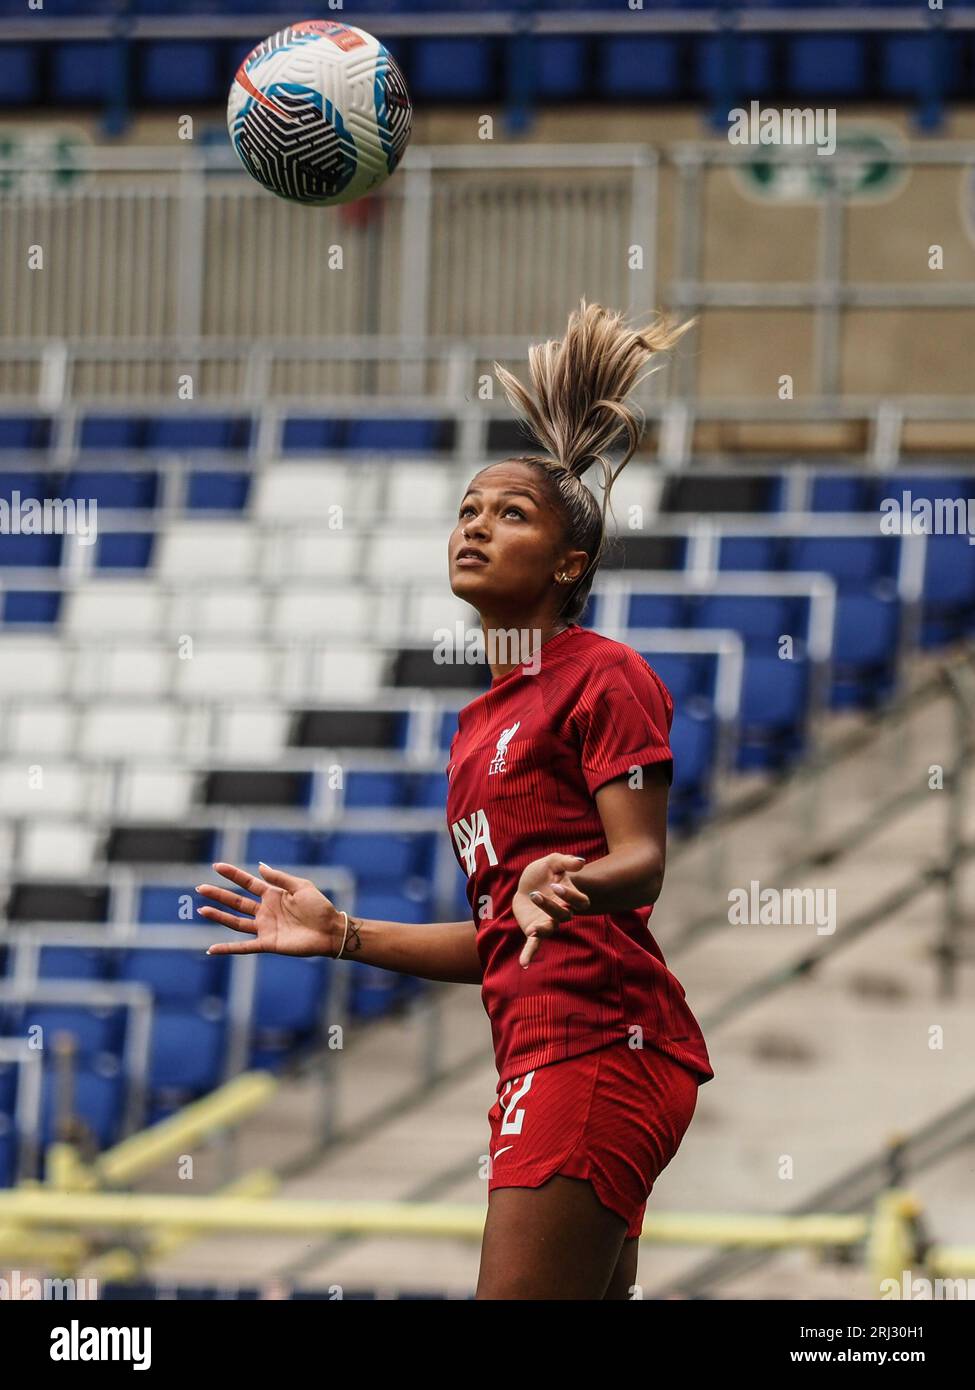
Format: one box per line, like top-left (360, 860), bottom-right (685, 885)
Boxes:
top-left (448, 461), bottom-right (586, 620)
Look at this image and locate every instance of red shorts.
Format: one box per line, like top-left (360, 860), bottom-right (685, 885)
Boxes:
top-left (487, 1038), bottom-right (701, 1239)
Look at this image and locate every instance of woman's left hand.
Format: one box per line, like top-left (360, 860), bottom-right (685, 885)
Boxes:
top-left (512, 854), bottom-right (591, 968)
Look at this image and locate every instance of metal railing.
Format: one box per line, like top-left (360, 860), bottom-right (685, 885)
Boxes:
top-left (1, 140), bottom-right (974, 465)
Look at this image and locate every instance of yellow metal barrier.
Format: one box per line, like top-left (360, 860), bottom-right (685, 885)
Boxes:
top-left (93, 1071), bottom-right (278, 1188)
top-left (87, 1170), bottom-right (280, 1283)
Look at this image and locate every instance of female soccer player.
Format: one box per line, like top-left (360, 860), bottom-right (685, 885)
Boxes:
top-left (197, 300), bottom-right (714, 1300)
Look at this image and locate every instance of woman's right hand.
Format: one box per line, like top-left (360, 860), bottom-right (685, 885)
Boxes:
top-left (196, 862), bottom-right (343, 958)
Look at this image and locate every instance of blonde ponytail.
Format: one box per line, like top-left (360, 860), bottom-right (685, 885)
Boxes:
top-left (492, 299), bottom-right (691, 621)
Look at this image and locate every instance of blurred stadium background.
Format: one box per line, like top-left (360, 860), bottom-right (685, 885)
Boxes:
top-left (0, 0), bottom-right (974, 1301)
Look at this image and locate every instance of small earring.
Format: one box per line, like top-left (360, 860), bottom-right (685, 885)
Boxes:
top-left (555, 572), bottom-right (572, 584)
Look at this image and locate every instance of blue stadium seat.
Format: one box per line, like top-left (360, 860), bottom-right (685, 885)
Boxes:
top-left (738, 654), bottom-right (811, 770)
top-left (0, 46), bottom-right (41, 104)
top-left (118, 948), bottom-right (227, 1005)
top-left (407, 0), bottom-right (505, 9)
top-left (253, 956), bottom-right (329, 1036)
top-left (414, 770), bottom-right (449, 808)
top-left (40, 1063), bottom-right (125, 1150)
top-left (79, 416), bottom-right (146, 450)
top-left (186, 470), bottom-right (251, 511)
top-left (345, 418), bottom-right (448, 452)
top-left (22, 1004), bottom-right (126, 1061)
top-left (138, 884), bottom-right (210, 926)
top-left (600, 38), bottom-right (683, 99)
top-left (95, 531), bottom-right (155, 570)
top-left (244, 830), bottom-right (318, 868)
top-left (63, 470), bottom-right (159, 510)
top-left (692, 594), bottom-right (805, 650)
top-left (831, 593), bottom-right (901, 708)
top-left (141, 42), bottom-right (224, 104)
top-left (627, 593), bottom-right (687, 629)
top-left (146, 416), bottom-right (251, 451)
top-left (52, 43), bottom-right (125, 105)
top-left (535, 38), bottom-right (589, 99)
top-left (0, 470), bottom-right (45, 499)
top-left (810, 475), bottom-right (874, 512)
top-left (30, 0), bottom-right (121, 9)
top-left (347, 961), bottom-right (415, 1020)
top-left (281, 418), bottom-right (344, 453)
top-left (343, 771), bottom-right (411, 808)
top-left (411, 39), bottom-right (494, 101)
top-left (439, 711), bottom-right (460, 751)
top-left (640, 651), bottom-right (717, 704)
top-left (718, 536), bottom-right (781, 572)
top-left (668, 709), bottom-right (716, 829)
top-left (0, 417), bottom-right (51, 449)
top-left (0, 1061), bottom-right (17, 1113)
top-left (786, 35), bottom-right (868, 96)
top-left (695, 35), bottom-right (774, 100)
top-left (322, 831), bottom-right (433, 883)
top-left (0, 1123), bottom-right (15, 1187)
top-left (3, 591), bottom-right (62, 624)
top-left (787, 535), bottom-right (896, 589)
top-left (881, 474), bottom-right (975, 508)
top-left (921, 534), bottom-right (975, 646)
top-left (38, 947), bottom-right (110, 983)
top-left (880, 33), bottom-right (963, 100)
top-left (149, 1005), bottom-right (226, 1095)
top-left (355, 890), bottom-right (432, 924)
top-left (0, 534), bottom-right (63, 567)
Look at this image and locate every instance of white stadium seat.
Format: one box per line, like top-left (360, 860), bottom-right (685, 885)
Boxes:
top-left (268, 528), bottom-right (362, 581)
top-left (120, 765), bottom-right (196, 819)
top-left (4, 704), bottom-right (76, 757)
top-left (305, 645), bottom-right (386, 699)
top-left (157, 522), bottom-right (259, 580)
top-left (80, 702), bottom-right (183, 757)
top-left (0, 638), bottom-right (69, 696)
top-left (367, 530), bottom-right (448, 581)
top-left (254, 462), bottom-right (381, 520)
top-left (64, 582), bottom-right (166, 636)
top-left (73, 643), bottom-right (172, 699)
top-left (0, 762), bottom-right (90, 818)
top-left (213, 706), bottom-right (290, 760)
top-left (383, 462), bottom-right (469, 521)
top-left (270, 585), bottom-right (380, 638)
top-left (20, 821), bottom-right (98, 878)
top-left (170, 586), bottom-right (266, 636)
top-left (173, 643), bottom-right (277, 699)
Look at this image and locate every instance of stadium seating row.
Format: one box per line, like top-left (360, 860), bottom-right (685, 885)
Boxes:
top-left (0, 29), bottom-right (969, 107)
top-left (0, 926), bottom-right (437, 1178)
top-left (4, 460), bottom-right (974, 515)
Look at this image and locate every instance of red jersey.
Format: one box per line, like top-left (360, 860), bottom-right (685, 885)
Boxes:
top-left (445, 623), bottom-right (715, 1089)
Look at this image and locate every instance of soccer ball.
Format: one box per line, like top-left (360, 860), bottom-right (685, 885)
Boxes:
top-left (227, 19), bottom-right (413, 207)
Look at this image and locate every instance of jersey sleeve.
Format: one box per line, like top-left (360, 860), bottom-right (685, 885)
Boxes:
top-left (570, 644), bottom-right (674, 795)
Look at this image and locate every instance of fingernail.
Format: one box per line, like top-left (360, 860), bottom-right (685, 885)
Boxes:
top-left (529, 891), bottom-right (541, 903)
top-left (206, 948), bottom-right (213, 955)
